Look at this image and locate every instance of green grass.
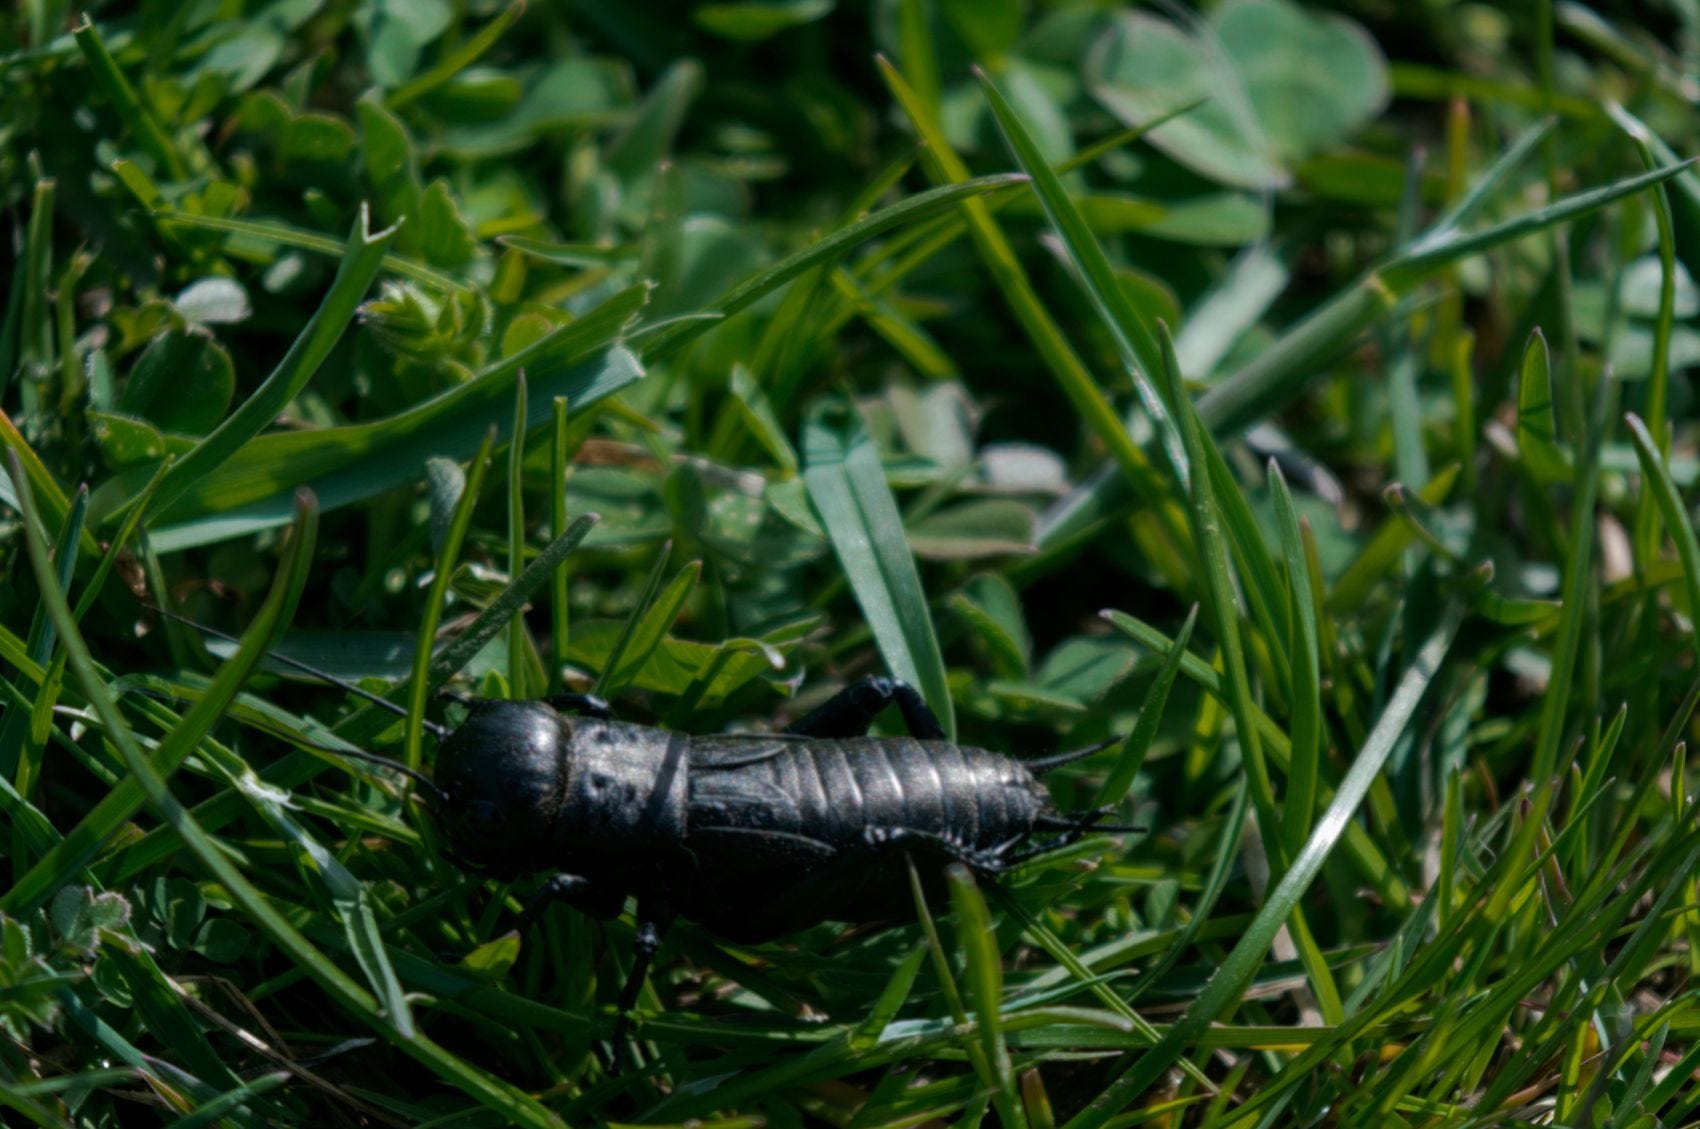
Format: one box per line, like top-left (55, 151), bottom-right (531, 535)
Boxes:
top-left (4, 1), bottom-right (1700, 1125)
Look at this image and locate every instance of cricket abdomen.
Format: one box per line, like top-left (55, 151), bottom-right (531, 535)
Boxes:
top-left (669, 735), bottom-right (1052, 939)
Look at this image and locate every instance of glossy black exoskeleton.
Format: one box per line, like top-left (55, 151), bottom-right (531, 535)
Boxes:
top-left (429, 677), bottom-right (1127, 1048)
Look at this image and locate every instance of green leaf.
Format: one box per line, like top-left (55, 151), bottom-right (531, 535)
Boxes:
top-left (120, 330), bottom-right (236, 436)
top-left (88, 411), bottom-right (194, 468)
top-left (1214, 0), bottom-right (1389, 163)
top-left (951, 573), bottom-right (1030, 680)
top-left (693, 0), bottom-right (835, 42)
top-left (599, 559), bottom-right (702, 699)
top-left (419, 179), bottom-right (477, 268)
top-left (1084, 1), bottom-right (1387, 189)
top-left (803, 399), bottom-right (955, 739)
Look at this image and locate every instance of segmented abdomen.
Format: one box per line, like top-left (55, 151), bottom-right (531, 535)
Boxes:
top-left (685, 735), bottom-right (1050, 848)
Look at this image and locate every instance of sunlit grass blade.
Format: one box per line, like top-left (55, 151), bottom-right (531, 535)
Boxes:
top-left (1388, 156), bottom-right (1700, 284)
top-left (432, 514), bottom-right (601, 689)
top-left (1201, 150), bottom-right (1697, 436)
top-left (802, 400), bottom-right (954, 739)
top-left (1064, 609), bottom-right (1459, 1128)
top-left (976, 68), bottom-right (1164, 387)
top-left (1151, 324), bottom-right (1280, 863)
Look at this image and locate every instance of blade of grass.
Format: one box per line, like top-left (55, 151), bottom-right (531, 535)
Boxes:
top-left (8, 460), bottom-right (565, 1128)
top-left (0, 410), bottom-right (101, 560)
top-left (73, 17), bottom-right (188, 180)
top-left (1269, 465), bottom-right (1322, 860)
top-left (1627, 412), bottom-right (1700, 669)
top-left (1202, 150), bottom-right (1697, 436)
top-left (6, 485), bottom-right (86, 867)
top-left (589, 541), bottom-right (673, 698)
top-left (1152, 324), bottom-right (1281, 866)
top-left (1629, 137), bottom-right (1679, 567)
top-left (1518, 328), bottom-right (1569, 482)
top-left (876, 55), bottom-right (1188, 590)
top-left (140, 206), bottom-right (400, 522)
top-left (948, 866), bottom-right (1026, 1129)
top-left (550, 396), bottom-right (572, 693)
top-left (1095, 604), bottom-right (1197, 809)
top-left (1487, 374), bottom-right (1618, 925)
top-left (975, 69), bottom-right (1164, 388)
top-left (431, 514), bottom-right (601, 688)
top-left (507, 373), bottom-right (529, 695)
top-left (1064, 608), bottom-right (1459, 1128)
top-left (803, 400), bottom-right (954, 739)
top-left (641, 173), bottom-right (1030, 361)
top-left (0, 485), bottom-right (317, 916)
top-left (1101, 608), bottom-right (1410, 908)
top-left (145, 291), bottom-right (644, 547)
top-left (162, 1071), bottom-right (290, 1129)
top-left (152, 209), bottom-right (462, 292)
top-left (406, 430), bottom-right (496, 773)
top-left (383, 0), bottom-right (524, 110)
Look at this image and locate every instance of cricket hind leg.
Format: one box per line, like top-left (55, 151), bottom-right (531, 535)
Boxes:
top-left (788, 676), bottom-right (946, 740)
top-left (510, 872), bottom-right (625, 936)
top-left (610, 901), bottom-right (676, 1073)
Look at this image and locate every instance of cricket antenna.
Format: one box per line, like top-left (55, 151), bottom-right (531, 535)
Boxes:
top-left (314, 740), bottom-right (450, 807)
top-left (1027, 735), bottom-right (1121, 772)
top-left (148, 606), bottom-right (450, 740)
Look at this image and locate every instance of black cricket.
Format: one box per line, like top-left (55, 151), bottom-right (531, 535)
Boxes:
top-left (432, 679), bottom-right (1128, 1044)
top-left (169, 614), bottom-right (1129, 1051)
